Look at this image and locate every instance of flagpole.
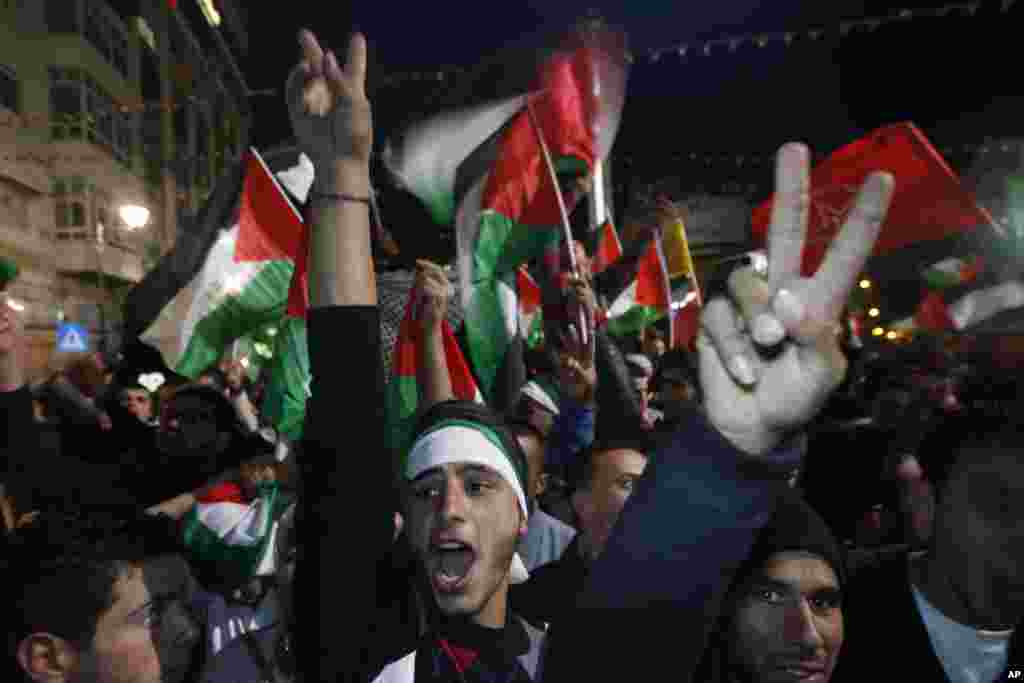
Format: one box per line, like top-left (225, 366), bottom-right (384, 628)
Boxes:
top-left (662, 201), bottom-right (703, 307)
top-left (524, 98), bottom-right (590, 346)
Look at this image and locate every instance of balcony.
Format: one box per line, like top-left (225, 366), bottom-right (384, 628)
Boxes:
top-left (54, 238), bottom-right (144, 283)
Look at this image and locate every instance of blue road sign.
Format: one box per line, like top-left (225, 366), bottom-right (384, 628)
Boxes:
top-left (56, 322), bottom-right (90, 353)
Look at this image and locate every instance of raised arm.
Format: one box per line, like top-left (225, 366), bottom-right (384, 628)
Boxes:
top-left (0, 295), bottom-right (33, 496)
top-left (415, 260), bottom-right (455, 411)
top-left (542, 144), bottom-right (894, 682)
top-left (287, 29), bottom-right (389, 682)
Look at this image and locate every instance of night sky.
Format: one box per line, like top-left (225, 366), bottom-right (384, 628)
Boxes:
top-left (237, 1), bottom-right (1021, 269)
top-left (241, 0), bottom-right (1021, 152)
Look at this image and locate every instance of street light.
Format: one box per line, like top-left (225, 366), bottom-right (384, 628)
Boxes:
top-left (119, 204), bottom-right (151, 230)
top-left (868, 307), bottom-right (880, 318)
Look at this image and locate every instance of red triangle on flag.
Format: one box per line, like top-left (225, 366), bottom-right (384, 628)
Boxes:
top-left (751, 123), bottom-right (995, 276)
top-left (517, 266), bottom-right (542, 315)
top-left (233, 149), bottom-right (308, 317)
top-left (672, 301), bottom-right (700, 351)
top-left (915, 291), bottom-right (955, 332)
top-left (591, 220), bottom-right (623, 275)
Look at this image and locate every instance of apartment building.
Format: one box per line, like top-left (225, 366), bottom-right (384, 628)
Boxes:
top-left (0, 0), bottom-right (250, 377)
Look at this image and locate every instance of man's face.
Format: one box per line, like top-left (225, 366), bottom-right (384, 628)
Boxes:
top-left (119, 389), bottom-right (153, 422)
top-left (729, 551), bottom-right (843, 683)
top-left (157, 394), bottom-right (224, 457)
top-left (574, 448), bottom-right (647, 560)
top-left (932, 448), bottom-right (1024, 626)
top-left (48, 556), bottom-right (201, 683)
top-left (516, 432), bottom-right (547, 503)
top-left (405, 463), bottom-right (526, 628)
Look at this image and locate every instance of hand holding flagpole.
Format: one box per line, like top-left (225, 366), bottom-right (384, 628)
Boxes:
top-left (525, 98), bottom-right (592, 348)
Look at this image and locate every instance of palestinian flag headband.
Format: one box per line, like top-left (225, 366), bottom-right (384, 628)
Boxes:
top-left (406, 418), bottom-right (531, 584)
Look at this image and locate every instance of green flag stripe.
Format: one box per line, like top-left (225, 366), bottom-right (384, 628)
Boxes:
top-left (474, 211), bottom-right (562, 282)
top-left (606, 304), bottom-right (666, 338)
top-left (176, 260), bottom-right (294, 378)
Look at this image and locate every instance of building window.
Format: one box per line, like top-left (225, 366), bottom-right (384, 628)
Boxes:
top-left (53, 175), bottom-right (90, 241)
top-left (49, 67), bottom-right (134, 165)
top-left (0, 65), bottom-right (18, 112)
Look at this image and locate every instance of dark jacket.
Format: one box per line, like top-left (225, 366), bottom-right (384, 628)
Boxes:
top-left (296, 306), bottom-right (544, 683)
top-left (835, 552), bottom-right (1024, 683)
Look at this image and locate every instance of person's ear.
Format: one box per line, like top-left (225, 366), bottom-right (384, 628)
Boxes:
top-left (17, 633), bottom-right (76, 681)
top-left (536, 473), bottom-right (549, 499)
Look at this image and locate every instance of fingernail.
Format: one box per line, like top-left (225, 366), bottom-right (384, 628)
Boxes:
top-left (774, 289), bottom-right (805, 326)
top-left (753, 313), bottom-right (785, 345)
top-left (729, 355), bottom-right (756, 386)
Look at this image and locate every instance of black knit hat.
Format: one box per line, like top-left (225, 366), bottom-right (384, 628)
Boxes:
top-left (734, 488), bottom-right (846, 590)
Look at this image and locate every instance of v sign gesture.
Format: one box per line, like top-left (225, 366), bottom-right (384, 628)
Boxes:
top-left (286, 30), bottom-right (373, 189)
top-left (700, 143), bottom-right (895, 457)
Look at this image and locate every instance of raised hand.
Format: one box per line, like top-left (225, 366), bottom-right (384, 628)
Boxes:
top-left (567, 272), bottom-right (598, 318)
top-left (414, 260), bottom-right (451, 336)
top-left (558, 304), bottom-right (597, 404)
top-left (286, 29), bottom-right (372, 188)
top-left (0, 295), bottom-right (25, 388)
top-left (699, 143), bottom-right (895, 456)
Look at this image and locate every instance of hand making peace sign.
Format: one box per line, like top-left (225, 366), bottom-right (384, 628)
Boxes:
top-left (699, 143), bottom-right (895, 457)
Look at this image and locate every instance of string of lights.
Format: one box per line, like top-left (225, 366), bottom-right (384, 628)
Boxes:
top-left (369, 2), bottom-right (1015, 88)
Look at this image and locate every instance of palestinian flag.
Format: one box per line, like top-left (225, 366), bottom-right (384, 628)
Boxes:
top-left (591, 219), bottom-right (623, 275)
top-left (260, 316), bottom-right (310, 441)
top-left (181, 482), bottom-right (283, 582)
top-left (922, 256), bottom-right (983, 290)
top-left (126, 148), bottom-right (315, 438)
top-left (606, 234), bottom-right (674, 344)
top-left (136, 148), bottom-right (307, 377)
top-left (517, 266), bottom-right (544, 349)
top-left (751, 123), bottom-right (996, 277)
top-left (385, 285), bottom-right (483, 455)
top-left (893, 281), bottom-right (1024, 333)
top-left (388, 25), bottom-right (628, 400)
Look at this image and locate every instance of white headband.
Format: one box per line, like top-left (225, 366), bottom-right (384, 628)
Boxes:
top-left (407, 425), bottom-right (530, 584)
top-left (520, 381), bottom-right (560, 416)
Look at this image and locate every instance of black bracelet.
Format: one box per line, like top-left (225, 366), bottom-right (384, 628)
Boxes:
top-left (309, 190), bottom-right (372, 205)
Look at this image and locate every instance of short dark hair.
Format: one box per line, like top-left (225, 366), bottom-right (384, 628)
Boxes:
top-left (570, 432), bottom-right (654, 492)
top-left (5, 511), bottom-right (181, 653)
top-left (409, 400), bottom-right (531, 505)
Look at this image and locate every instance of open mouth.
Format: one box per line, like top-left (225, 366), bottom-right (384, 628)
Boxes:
top-left (429, 541), bottom-right (476, 593)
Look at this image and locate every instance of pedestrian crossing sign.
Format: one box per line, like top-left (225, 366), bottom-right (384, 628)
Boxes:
top-left (56, 322), bottom-right (90, 353)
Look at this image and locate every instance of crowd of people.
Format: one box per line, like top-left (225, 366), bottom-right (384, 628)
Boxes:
top-left (2, 26), bottom-right (1024, 683)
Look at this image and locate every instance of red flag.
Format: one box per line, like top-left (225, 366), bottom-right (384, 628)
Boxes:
top-left (672, 302), bottom-right (700, 352)
top-left (915, 291), bottom-right (955, 332)
top-left (751, 123), bottom-right (995, 276)
top-left (232, 149), bottom-right (308, 317)
top-left (591, 220), bottom-right (623, 275)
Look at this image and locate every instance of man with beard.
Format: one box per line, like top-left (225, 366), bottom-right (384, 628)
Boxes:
top-left (698, 489), bottom-right (846, 683)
